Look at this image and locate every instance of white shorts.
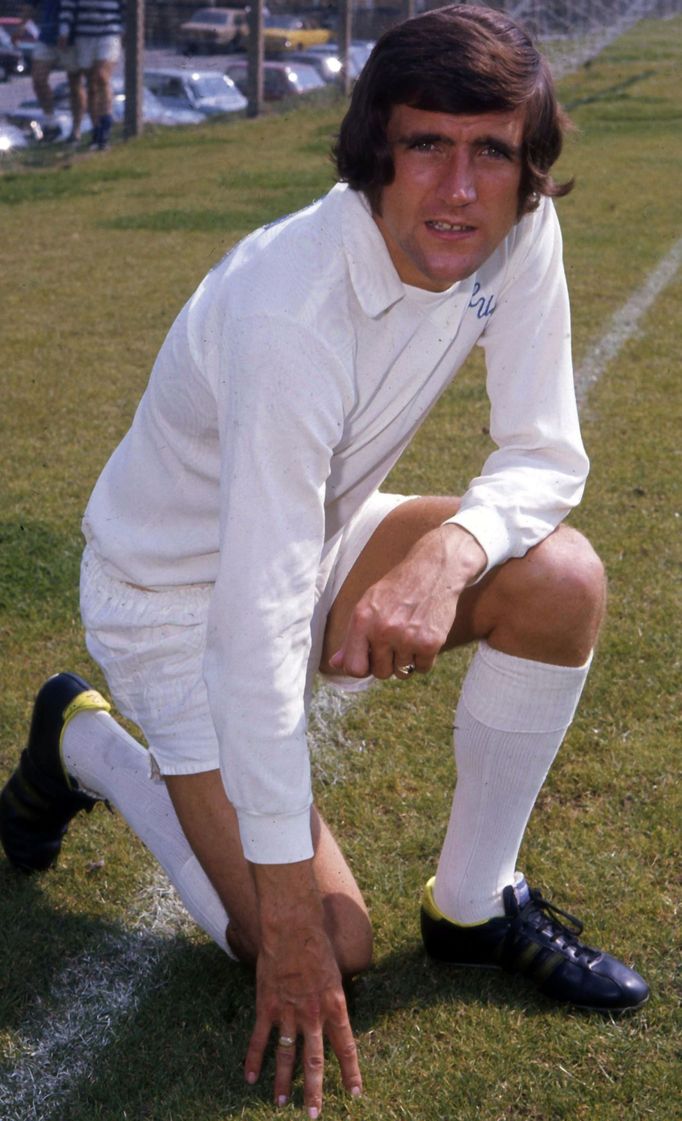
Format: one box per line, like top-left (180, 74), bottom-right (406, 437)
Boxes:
top-left (32, 41), bottom-right (79, 72)
top-left (81, 491), bottom-right (417, 777)
top-left (74, 34), bottom-right (121, 70)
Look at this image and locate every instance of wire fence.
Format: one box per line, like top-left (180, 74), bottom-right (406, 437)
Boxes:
top-left (488, 0), bottom-right (682, 75)
top-left (1, 0), bottom-right (679, 58)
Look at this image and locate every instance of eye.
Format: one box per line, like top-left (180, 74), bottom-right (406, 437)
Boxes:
top-left (480, 143), bottom-right (513, 161)
top-left (405, 137), bottom-right (442, 154)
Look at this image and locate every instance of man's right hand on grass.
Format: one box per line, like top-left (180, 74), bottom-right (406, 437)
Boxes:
top-left (244, 861), bottom-right (362, 1117)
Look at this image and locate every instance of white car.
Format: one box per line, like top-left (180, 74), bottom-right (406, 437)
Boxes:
top-left (9, 78), bottom-right (204, 142)
top-left (143, 68), bottom-right (247, 117)
top-left (179, 7), bottom-right (249, 54)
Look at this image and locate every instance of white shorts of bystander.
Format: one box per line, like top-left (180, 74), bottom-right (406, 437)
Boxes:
top-left (74, 34), bottom-right (121, 70)
top-left (32, 40), bottom-right (79, 72)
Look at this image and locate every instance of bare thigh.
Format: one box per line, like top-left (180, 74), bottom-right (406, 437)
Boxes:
top-left (321, 495), bottom-right (603, 671)
top-left (321, 496), bottom-right (461, 672)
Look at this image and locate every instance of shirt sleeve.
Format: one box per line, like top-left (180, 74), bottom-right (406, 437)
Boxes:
top-left (199, 310), bottom-right (353, 864)
top-left (445, 199), bottom-right (589, 571)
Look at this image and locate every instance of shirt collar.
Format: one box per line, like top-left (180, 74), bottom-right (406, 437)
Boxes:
top-left (339, 184), bottom-right (408, 317)
top-left (338, 184), bottom-right (470, 318)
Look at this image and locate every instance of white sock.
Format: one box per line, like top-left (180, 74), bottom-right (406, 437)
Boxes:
top-left (434, 641), bottom-right (591, 925)
top-left (62, 710), bottom-right (234, 957)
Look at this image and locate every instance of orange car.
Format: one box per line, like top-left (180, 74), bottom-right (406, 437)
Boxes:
top-left (263, 14), bottom-right (331, 53)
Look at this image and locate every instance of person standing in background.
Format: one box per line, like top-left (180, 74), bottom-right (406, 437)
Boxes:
top-left (30, 0), bottom-right (84, 142)
top-left (58, 0), bottom-right (123, 150)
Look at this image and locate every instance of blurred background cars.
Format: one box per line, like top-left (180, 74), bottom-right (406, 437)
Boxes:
top-left (263, 14), bottom-right (330, 53)
top-left (7, 76), bottom-right (204, 141)
top-left (286, 40), bottom-right (374, 85)
top-left (109, 76), bottom-right (206, 126)
top-left (144, 67), bottom-right (246, 116)
top-left (0, 14), bottom-right (37, 72)
top-left (224, 57), bottom-right (326, 100)
top-left (179, 8), bottom-right (249, 54)
top-left (0, 25), bottom-right (28, 80)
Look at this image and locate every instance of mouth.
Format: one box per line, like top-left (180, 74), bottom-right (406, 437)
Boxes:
top-left (426, 220), bottom-right (476, 233)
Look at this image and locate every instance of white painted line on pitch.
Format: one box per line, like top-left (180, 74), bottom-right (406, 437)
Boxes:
top-left (574, 235), bottom-right (682, 408)
top-left (0, 690), bottom-right (340, 1121)
top-left (0, 872), bottom-right (190, 1121)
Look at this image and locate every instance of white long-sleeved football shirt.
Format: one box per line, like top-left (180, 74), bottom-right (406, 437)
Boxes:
top-left (83, 183), bottom-right (588, 863)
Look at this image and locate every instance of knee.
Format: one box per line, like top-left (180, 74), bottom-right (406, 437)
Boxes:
top-left (491, 527), bottom-right (606, 663)
top-left (324, 893), bottom-right (373, 978)
top-left (226, 921), bottom-right (258, 967)
top-left (531, 527), bottom-right (606, 617)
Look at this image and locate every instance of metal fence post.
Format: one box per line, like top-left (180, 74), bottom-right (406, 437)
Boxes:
top-left (247, 0), bottom-right (264, 118)
top-left (124, 0), bottom-right (144, 139)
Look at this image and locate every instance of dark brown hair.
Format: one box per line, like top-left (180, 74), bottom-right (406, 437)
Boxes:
top-left (333, 4), bottom-right (573, 215)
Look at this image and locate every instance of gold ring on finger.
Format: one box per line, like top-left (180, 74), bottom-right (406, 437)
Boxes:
top-left (397, 663), bottom-right (416, 676)
top-left (278, 1034), bottom-right (297, 1049)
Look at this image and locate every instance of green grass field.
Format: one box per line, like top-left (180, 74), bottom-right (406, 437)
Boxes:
top-left (1, 16), bottom-right (680, 1121)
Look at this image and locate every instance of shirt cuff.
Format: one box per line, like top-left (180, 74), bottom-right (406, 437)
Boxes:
top-left (443, 505), bottom-right (514, 576)
top-left (237, 806), bottom-right (314, 864)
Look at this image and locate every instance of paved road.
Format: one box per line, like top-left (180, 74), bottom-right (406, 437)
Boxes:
top-left (0, 47), bottom-right (238, 115)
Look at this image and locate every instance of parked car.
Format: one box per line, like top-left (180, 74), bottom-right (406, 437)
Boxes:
top-left (286, 41), bottom-right (372, 85)
top-left (179, 7), bottom-right (249, 54)
top-left (225, 58), bottom-right (326, 100)
top-left (0, 15), bottom-right (38, 42)
top-left (9, 78), bottom-right (204, 140)
top-left (144, 68), bottom-right (246, 117)
top-left (263, 14), bottom-right (330, 53)
top-left (50, 77), bottom-right (205, 126)
top-left (0, 25), bottom-right (27, 80)
top-left (109, 77), bottom-right (206, 126)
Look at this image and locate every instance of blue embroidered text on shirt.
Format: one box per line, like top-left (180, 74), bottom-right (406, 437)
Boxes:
top-left (468, 281), bottom-right (497, 319)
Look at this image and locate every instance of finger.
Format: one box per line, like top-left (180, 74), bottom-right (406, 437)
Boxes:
top-left (329, 629), bottom-right (372, 678)
top-left (244, 1012), bottom-right (273, 1086)
top-left (302, 1024), bottom-right (325, 1119)
top-left (273, 1028), bottom-right (298, 1106)
top-left (327, 1016), bottom-right (362, 1099)
top-left (393, 655), bottom-right (416, 679)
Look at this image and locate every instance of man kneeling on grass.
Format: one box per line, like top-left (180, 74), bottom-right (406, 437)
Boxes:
top-left (0, 5), bottom-right (648, 1116)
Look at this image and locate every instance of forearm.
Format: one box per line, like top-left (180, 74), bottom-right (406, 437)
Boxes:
top-left (431, 521), bottom-right (487, 591)
top-left (252, 859), bottom-right (324, 939)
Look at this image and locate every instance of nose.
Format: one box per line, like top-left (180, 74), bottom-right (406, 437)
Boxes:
top-left (438, 150), bottom-right (477, 205)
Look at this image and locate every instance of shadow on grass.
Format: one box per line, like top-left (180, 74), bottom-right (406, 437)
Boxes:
top-left (563, 68), bottom-right (656, 110)
top-left (0, 521), bottom-right (81, 621)
top-left (0, 868), bottom-right (588, 1121)
top-left (0, 862), bottom-right (152, 1034)
top-left (351, 942), bottom-right (558, 1029)
top-left (57, 937), bottom-right (568, 1119)
top-left (101, 206), bottom-right (261, 232)
top-left (0, 164), bottom-right (149, 205)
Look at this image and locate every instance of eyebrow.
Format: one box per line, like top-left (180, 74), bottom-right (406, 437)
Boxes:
top-left (396, 130), bottom-right (521, 160)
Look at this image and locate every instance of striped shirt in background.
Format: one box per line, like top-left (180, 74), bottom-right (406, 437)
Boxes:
top-left (59, 0), bottom-right (124, 41)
